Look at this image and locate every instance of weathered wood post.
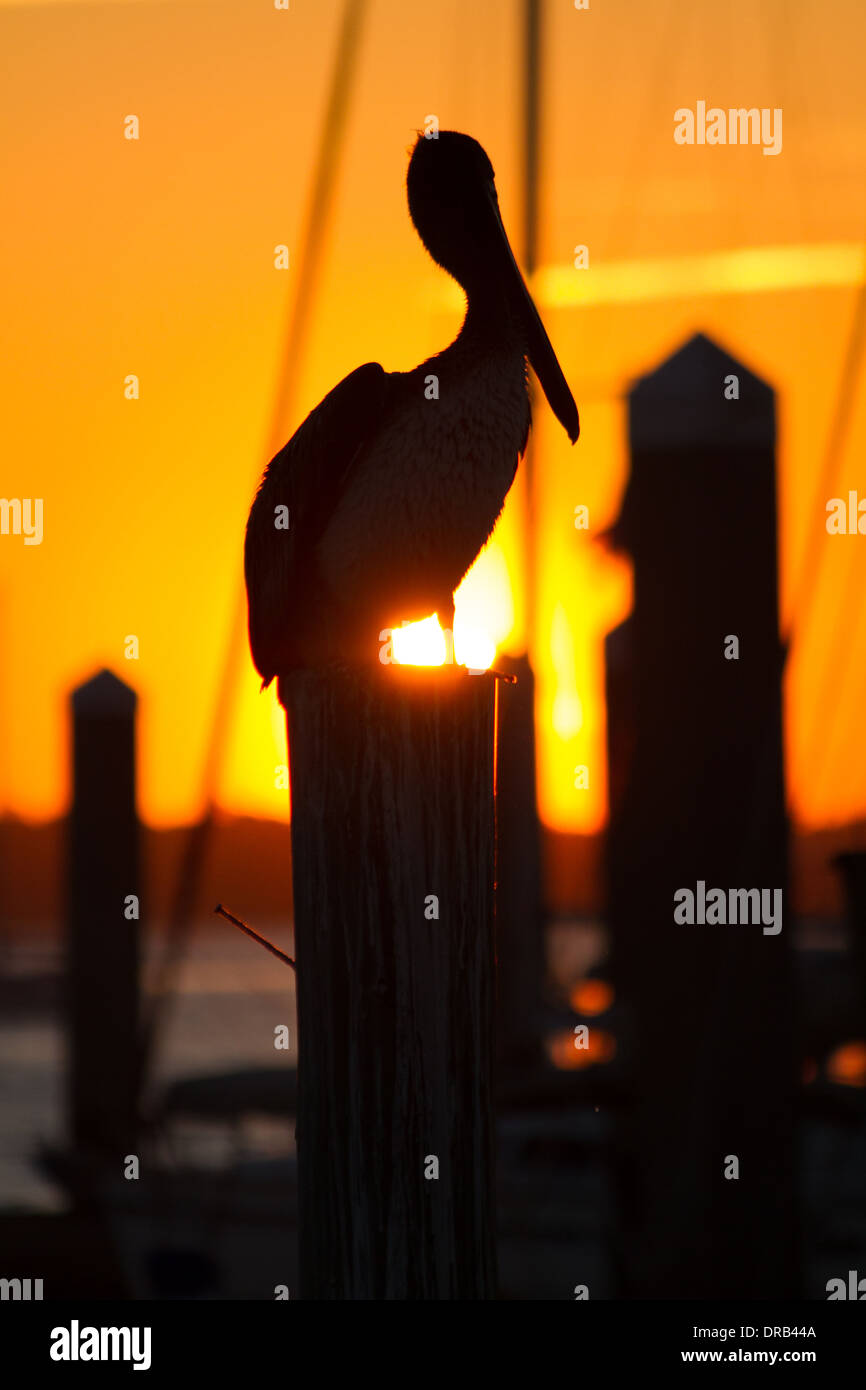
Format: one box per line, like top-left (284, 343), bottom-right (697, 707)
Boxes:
top-left (605, 333), bottom-right (798, 1297)
top-left (67, 669), bottom-right (140, 1159)
top-left (281, 661), bottom-right (498, 1299)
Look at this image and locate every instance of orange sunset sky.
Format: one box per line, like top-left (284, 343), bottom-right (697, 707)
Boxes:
top-left (1, 0), bottom-right (865, 834)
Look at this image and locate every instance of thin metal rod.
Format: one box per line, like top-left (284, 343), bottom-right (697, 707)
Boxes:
top-left (215, 903), bottom-right (295, 970)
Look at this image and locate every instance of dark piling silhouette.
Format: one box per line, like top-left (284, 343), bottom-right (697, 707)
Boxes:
top-left (605, 334), bottom-right (798, 1298)
top-left (67, 669), bottom-right (140, 1159)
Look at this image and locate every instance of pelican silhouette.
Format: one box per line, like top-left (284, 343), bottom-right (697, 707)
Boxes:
top-left (245, 130), bottom-right (579, 684)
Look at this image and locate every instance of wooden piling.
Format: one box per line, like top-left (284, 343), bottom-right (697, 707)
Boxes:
top-left (605, 333), bottom-right (798, 1298)
top-left (280, 662), bottom-right (497, 1299)
top-left (67, 669), bottom-right (140, 1160)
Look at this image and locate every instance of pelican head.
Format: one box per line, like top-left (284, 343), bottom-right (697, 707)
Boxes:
top-left (407, 130), bottom-right (579, 444)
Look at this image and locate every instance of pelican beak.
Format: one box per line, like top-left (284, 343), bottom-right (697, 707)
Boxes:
top-left (487, 187), bottom-right (579, 444)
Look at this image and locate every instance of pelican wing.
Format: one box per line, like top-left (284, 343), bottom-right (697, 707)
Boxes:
top-left (244, 362), bottom-right (392, 686)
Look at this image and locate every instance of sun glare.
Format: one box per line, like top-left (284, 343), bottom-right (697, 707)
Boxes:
top-left (390, 614), bottom-right (497, 671)
top-left (392, 615), bottom-right (451, 666)
top-left (390, 543), bottom-right (514, 671)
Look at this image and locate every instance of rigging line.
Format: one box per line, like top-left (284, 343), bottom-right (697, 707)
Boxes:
top-left (803, 473), bottom-right (866, 805)
top-left (682, 0), bottom-right (865, 829)
top-left (783, 242), bottom-right (866, 647)
top-left (260, 0), bottom-right (369, 458)
top-left (676, 248), bottom-right (866, 851)
top-left (737, 246), bottom-right (866, 837)
top-left (136, 0), bottom-right (370, 1102)
top-left (522, 0), bottom-right (541, 654)
top-left (764, 0), bottom-right (866, 813)
top-left (775, 0), bottom-right (811, 245)
top-left (523, 0), bottom-right (541, 281)
top-left (586, 0), bottom-right (683, 374)
top-left (785, 249), bottom-right (866, 802)
top-left (809, 574), bottom-right (866, 813)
